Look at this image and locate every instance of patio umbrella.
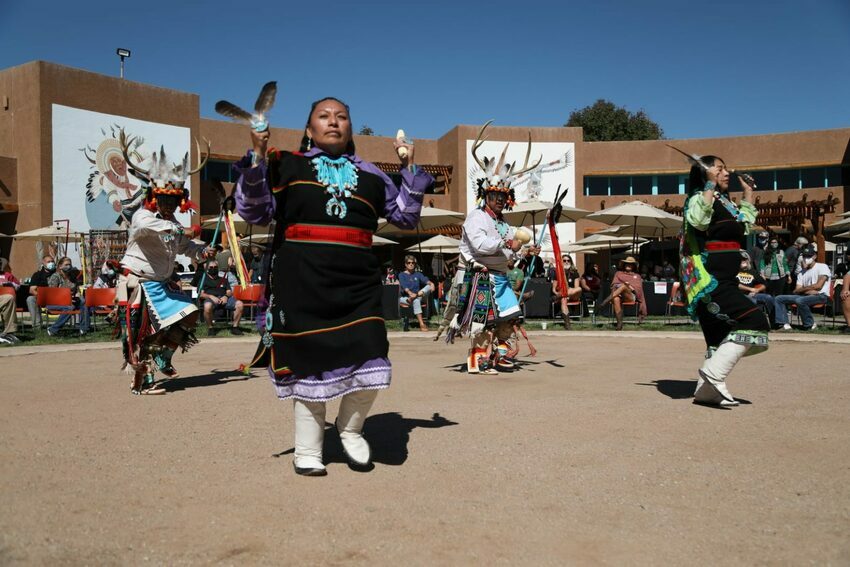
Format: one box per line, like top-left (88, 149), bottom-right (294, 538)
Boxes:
top-left (500, 200), bottom-right (589, 226)
top-left (10, 225), bottom-right (86, 242)
top-left (826, 217), bottom-right (850, 230)
top-left (201, 212), bottom-right (254, 232)
top-left (375, 206), bottom-right (465, 235)
top-left (833, 230), bottom-right (850, 239)
top-left (586, 201), bottom-right (682, 246)
top-left (572, 233), bottom-right (647, 247)
top-left (404, 235), bottom-right (461, 253)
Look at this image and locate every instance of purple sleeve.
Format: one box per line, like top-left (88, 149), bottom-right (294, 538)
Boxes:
top-left (383, 166), bottom-right (431, 229)
top-left (233, 152), bottom-right (276, 226)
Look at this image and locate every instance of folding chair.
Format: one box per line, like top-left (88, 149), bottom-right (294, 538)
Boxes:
top-left (0, 286), bottom-right (25, 333)
top-left (665, 281), bottom-right (687, 324)
top-left (36, 287), bottom-right (79, 329)
top-left (232, 284), bottom-right (265, 324)
top-left (85, 287), bottom-right (117, 330)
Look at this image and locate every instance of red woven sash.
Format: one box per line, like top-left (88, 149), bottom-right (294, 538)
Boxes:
top-left (705, 240), bottom-right (740, 252)
top-left (285, 224), bottom-right (373, 248)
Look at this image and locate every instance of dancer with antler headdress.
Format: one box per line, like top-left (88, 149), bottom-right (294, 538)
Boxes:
top-left (117, 131), bottom-right (217, 395)
top-left (447, 121), bottom-right (541, 374)
top-left (670, 145), bottom-right (770, 408)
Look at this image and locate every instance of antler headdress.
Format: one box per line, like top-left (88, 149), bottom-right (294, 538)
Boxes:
top-left (471, 120), bottom-right (542, 210)
top-left (119, 129), bottom-right (210, 212)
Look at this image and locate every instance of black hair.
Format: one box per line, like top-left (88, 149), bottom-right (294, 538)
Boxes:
top-left (687, 155), bottom-right (723, 194)
top-left (299, 97), bottom-right (356, 155)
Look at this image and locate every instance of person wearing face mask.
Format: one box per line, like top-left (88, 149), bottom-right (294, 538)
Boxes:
top-left (759, 236), bottom-right (791, 296)
top-left (773, 245), bottom-right (831, 331)
top-left (234, 96), bottom-right (432, 476)
top-left (46, 256), bottom-right (90, 337)
top-left (736, 251), bottom-right (775, 323)
top-left (94, 260), bottom-right (120, 288)
top-left (747, 230), bottom-right (769, 276)
top-left (677, 152), bottom-right (769, 408)
top-left (785, 236), bottom-right (808, 281)
top-left (26, 255), bottom-right (56, 329)
top-left (551, 254), bottom-right (581, 329)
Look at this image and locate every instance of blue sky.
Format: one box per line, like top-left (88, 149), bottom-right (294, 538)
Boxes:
top-left (2, 0), bottom-right (849, 141)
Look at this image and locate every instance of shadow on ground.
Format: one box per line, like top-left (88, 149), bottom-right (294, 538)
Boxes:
top-left (274, 412), bottom-right (458, 468)
top-left (637, 379), bottom-right (752, 407)
top-left (160, 369), bottom-right (251, 392)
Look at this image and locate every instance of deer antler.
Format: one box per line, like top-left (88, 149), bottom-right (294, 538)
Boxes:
top-left (187, 137), bottom-right (211, 175)
top-left (470, 120), bottom-right (493, 172)
top-left (119, 129), bottom-right (150, 181)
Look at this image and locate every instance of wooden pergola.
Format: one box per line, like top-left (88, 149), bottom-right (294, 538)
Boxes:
top-left (374, 162), bottom-right (453, 195)
top-left (660, 192), bottom-right (841, 261)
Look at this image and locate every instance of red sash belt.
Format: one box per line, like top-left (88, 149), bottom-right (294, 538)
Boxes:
top-left (706, 240), bottom-right (741, 251)
top-left (285, 224), bottom-right (373, 248)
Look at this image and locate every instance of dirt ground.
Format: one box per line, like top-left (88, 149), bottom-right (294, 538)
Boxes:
top-left (1, 332), bottom-right (848, 565)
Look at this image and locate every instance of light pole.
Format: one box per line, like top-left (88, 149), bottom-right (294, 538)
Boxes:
top-left (116, 48), bottom-right (131, 79)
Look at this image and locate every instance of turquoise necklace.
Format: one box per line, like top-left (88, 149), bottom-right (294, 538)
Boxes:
top-left (311, 155), bottom-right (359, 219)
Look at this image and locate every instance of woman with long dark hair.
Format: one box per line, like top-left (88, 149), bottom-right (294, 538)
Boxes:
top-left (759, 235), bottom-right (791, 296)
top-left (235, 97), bottom-right (432, 476)
top-left (679, 154), bottom-right (769, 407)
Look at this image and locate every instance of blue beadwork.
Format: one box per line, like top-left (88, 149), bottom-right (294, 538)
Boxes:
top-left (312, 155), bottom-right (359, 219)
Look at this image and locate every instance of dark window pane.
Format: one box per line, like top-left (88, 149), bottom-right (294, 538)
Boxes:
top-left (825, 166), bottom-right (842, 187)
top-left (586, 177), bottom-right (608, 196)
top-left (204, 160), bottom-right (231, 183)
top-left (632, 175), bottom-right (652, 195)
top-left (751, 170), bottom-right (774, 190)
top-left (610, 176), bottom-right (630, 195)
top-left (657, 175), bottom-right (679, 194)
top-left (800, 167), bottom-right (824, 189)
top-left (776, 169), bottom-right (799, 190)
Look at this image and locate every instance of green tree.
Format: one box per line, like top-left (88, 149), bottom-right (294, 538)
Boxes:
top-left (358, 125), bottom-right (375, 136)
top-left (565, 99), bottom-right (664, 141)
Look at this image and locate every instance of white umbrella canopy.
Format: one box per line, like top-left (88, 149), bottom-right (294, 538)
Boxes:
top-left (560, 244), bottom-right (599, 255)
top-left (500, 200), bottom-right (590, 226)
top-left (201, 213), bottom-right (255, 233)
top-left (833, 230), bottom-right (850, 239)
top-left (10, 225), bottom-right (87, 242)
top-left (405, 235), bottom-right (461, 253)
top-left (826, 216), bottom-right (850, 230)
top-left (603, 222), bottom-right (681, 239)
top-left (586, 201), bottom-right (682, 231)
top-left (372, 235), bottom-right (399, 247)
top-left (572, 233), bottom-right (647, 246)
top-left (376, 206), bottom-right (465, 235)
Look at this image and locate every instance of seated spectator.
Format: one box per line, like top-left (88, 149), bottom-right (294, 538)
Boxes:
top-left (382, 262), bottom-right (397, 284)
top-left (26, 255), bottom-right (55, 329)
top-left (661, 260), bottom-right (676, 280)
top-left (196, 260), bottom-right (244, 336)
top-left (520, 247), bottom-right (546, 278)
top-left (774, 245), bottom-right (830, 331)
top-left (600, 256), bottom-right (647, 330)
top-left (0, 257), bottom-right (21, 344)
top-left (551, 254), bottom-right (582, 329)
top-left (736, 251), bottom-right (776, 322)
top-left (248, 244), bottom-right (268, 284)
top-left (46, 256), bottom-right (90, 336)
top-left (398, 254), bottom-right (434, 332)
top-left (580, 262), bottom-right (602, 305)
top-left (93, 260), bottom-right (120, 288)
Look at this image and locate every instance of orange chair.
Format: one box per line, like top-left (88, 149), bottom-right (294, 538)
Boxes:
top-left (36, 287), bottom-right (79, 327)
top-left (232, 284), bottom-right (265, 322)
top-left (665, 281), bottom-right (687, 324)
top-left (85, 287), bottom-right (117, 329)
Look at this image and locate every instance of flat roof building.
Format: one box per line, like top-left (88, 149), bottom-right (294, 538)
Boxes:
top-left (1, 60), bottom-right (848, 271)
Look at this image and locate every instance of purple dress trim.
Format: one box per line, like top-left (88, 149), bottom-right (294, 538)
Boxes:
top-left (268, 356), bottom-right (392, 402)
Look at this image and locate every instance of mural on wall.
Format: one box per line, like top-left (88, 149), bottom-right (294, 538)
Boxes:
top-left (465, 139), bottom-right (576, 250)
top-left (52, 104), bottom-right (191, 232)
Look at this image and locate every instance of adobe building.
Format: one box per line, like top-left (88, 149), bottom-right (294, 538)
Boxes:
top-left (1, 60), bottom-right (848, 273)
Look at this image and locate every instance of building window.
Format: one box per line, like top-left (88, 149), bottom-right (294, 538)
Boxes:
top-left (751, 170), bottom-right (775, 191)
top-left (586, 177), bottom-right (609, 196)
top-left (610, 176), bottom-right (630, 195)
top-left (202, 159), bottom-right (234, 183)
top-left (656, 175), bottom-right (679, 195)
top-left (800, 167), bottom-right (825, 189)
top-left (776, 169), bottom-right (799, 190)
top-left (632, 175), bottom-right (653, 195)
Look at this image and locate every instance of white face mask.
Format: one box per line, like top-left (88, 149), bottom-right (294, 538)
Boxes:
top-left (803, 257), bottom-right (816, 267)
